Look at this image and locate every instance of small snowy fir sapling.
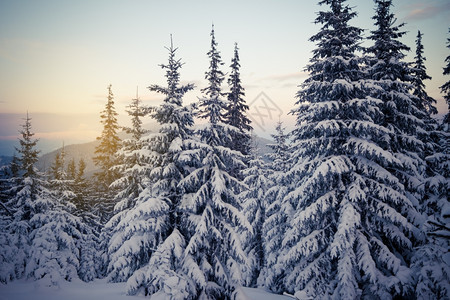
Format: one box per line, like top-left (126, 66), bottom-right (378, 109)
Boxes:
top-left (266, 121), bottom-right (290, 172)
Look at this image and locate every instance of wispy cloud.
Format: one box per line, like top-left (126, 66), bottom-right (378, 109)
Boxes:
top-left (116, 94), bottom-right (164, 105)
top-left (402, 2), bottom-right (450, 21)
top-left (34, 129), bottom-right (99, 141)
top-left (260, 71), bottom-right (309, 83)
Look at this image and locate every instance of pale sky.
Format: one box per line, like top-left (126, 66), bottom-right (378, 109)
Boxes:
top-left (0, 0), bottom-right (449, 155)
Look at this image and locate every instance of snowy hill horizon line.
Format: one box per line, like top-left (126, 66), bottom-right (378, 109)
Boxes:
top-left (32, 133), bottom-right (273, 178)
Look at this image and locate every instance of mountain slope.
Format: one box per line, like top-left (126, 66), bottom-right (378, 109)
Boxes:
top-left (36, 134), bottom-right (274, 178)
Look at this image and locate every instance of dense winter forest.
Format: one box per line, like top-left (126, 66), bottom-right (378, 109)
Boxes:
top-left (1, 0), bottom-right (449, 299)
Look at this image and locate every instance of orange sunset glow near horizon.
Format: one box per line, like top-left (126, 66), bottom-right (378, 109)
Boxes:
top-left (1, 0), bottom-right (449, 156)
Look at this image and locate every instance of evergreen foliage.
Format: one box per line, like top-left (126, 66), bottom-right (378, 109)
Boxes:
top-left (240, 154), bottom-right (269, 287)
top-left (67, 158), bottom-right (76, 181)
top-left (198, 25), bottom-right (226, 125)
top-left (94, 85), bottom-right (122, 187)
top-left (276, 1), bottom-right (423, 298)
top-left (93, 84), bottom-right (122, 224)
top-left (177, 27), bottom-right (251, 300)
top-left (17, 113), bottom-right (40, 179)
top-left (412, 30), bottom-right (437, 115)
top-left (0, 114), bottom-right (98, 285)
top-left (224, 43), bottom-right (252, 156)
top-left (1, 6), bottom-right (448, 299)
top-left (266, 121), bottom-right (290, 172)
top-left (440, 28), bottom-right (450, 128)
top-left (106, 92), bottom-right (152, 283)
top-left (0, 114), bottom-right (40, 282)
top-left (259, 122), bottom-right (290, 292)
top-left (106, 38), bottom-right (197, 299)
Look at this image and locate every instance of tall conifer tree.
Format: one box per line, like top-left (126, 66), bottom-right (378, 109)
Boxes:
top-left (412, 30), bottom-right (437, 115)
top-left (277, 1), bottom-right (421, 298)
top-left (93, 84), bottom-right (121, 223)
top-left (440, 28), bottom-right (450, 128)
top-left (178, 26), bottom-right (250, 299)
top-left (106, 91), bottom-right (152, 283)
top-left (94, 84), bottom-right (121, 187)
top-left (410, 30), bottom-right (450, 300)
top-left (224, 43), bottom-right (252, 156)
top-left (0, 113), bottom-right (40, 281)
top-left (110, 38), bottom-right (197, 299)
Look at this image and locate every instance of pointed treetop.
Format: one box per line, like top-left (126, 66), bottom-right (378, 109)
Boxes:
top-left (198, 25), bottom-right (226, 124)
top-left (17, 112), bottom-right (40, 178)
top-left (412, 30), bottom-right (437, 115)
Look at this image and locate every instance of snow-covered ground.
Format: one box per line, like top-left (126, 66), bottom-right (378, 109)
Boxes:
top-left (0, 279), bottom-right (295, 300)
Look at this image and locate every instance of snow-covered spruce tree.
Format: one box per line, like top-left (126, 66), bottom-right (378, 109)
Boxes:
top-left (367, 0), bottom-right (438, 265)
top-left (71, 157), bottom-right (101, 282)
top-left (277, 1), bottom-right (421, 298)
top-left (25, 192), bottom-right (84, 286)
top-left (0, 113), bottom-right (41, 282)
top-left (10, 154), bottom-right (20, 178)
top-left (0, 153), bottom-right (20, 206)
top-left (361, 0), bottom-right (437, 297)
top-left (49, 145), bottom-right (76, 208)
top-left (224, 43), bottom-right (252, 156)
top-left (258, 121), bottom-right (290, 291)
top-left (440, 28), bottom-right (450, 129)
top-left (0, 210), bottom-right (16, 283)
top-left (412, 30), bottom-right (437, 116)
top-left (178, 26), bottom-right (250, 300)
top-left (0, 178), bottom-right (18, 284)
top-left (109, 38), bottom-right (196, 299)
top-left (412, 147), bottom-right (450, 298)
top-left (0, 114), bottom-right (90, 285)
top-left (0, 155), bottom-right (21, 283)
top-left (71, 159), bottom-right (86, 212)
top-left (50, 152), bottom-right (63, 180)
top-left (109, 89), bottom-right (149, 212)
top-left (47, 145), bottom-right (99, 283)
top-left (93, 84), bottom-right (122, 224)
top-left (366, 0), bottom-right (430, 198)
top-left (71, 158), bottom-right (101, 231)
top-left (0, 159), bottom-right (22, 283)
top-left (239, 152), bottom-right (270, 287)
top-left (409, 30), bottom-right (450, 300)
top-left (67, 158), bottom-right (76, 181)
top-left (266, 120), bottom-right (290, 172)
top-left (106, 91), bottom-right (152, 283)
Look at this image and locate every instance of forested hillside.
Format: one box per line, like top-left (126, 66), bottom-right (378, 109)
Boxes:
top-left (1, 1), bottom-right (448, 299)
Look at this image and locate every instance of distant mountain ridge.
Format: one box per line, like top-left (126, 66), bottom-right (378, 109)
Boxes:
top-left (35, 133), bottom-right (274, 178)
top-left (36, 140), bottom-right (100, 178)
top-left (36, 136), bottom-right (273, 177)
